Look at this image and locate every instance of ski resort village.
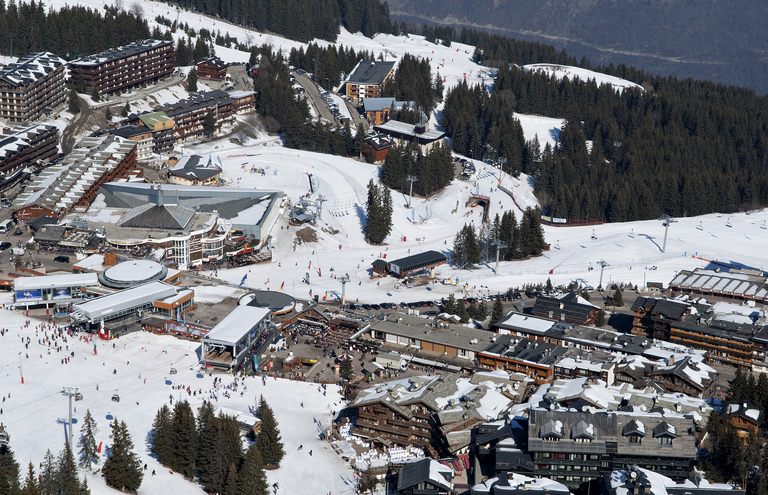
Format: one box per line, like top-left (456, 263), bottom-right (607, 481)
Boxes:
top-left (0, 1), bottom-right (767, 494)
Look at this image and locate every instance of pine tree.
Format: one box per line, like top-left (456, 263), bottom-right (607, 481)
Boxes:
top-left (236, 445), bottom-right (268, 495)
top-left (476, 299), bottom-right (488, 320)
top-left (203, 111), bottom-right (216, 137)
top-left (78, 409), bottom-right (98, 470)
top-left (103, 420), bottom-right (143, 493)
top-left (105, 107), bottom-right (112, 122)
top-left (187, 67), bottom-right (198, 92)
top-left (595, 309), bottom-right (606, 327)
top-left (169, 401), bottom-right (197, 479)
top-left (340, 357), bottom-right (353, 381)
top-left (444, 294), bottom-right (456, 315)
top-left (38, 450), bottom-right (56, 495)
top-left (0, 438), bottom-right (20, 495)
top-left (364, 180), bottom-right (391, 244)
top-left (222, 464), bottom-right (238, 495)
top-left (67, 90), bottom-right (80, 114)
top-left (358, 470), bottom-right (377, 494)
top-left (57, 442), bottom-right (81, 495)
top-left (456, 300), bottom-right (470, 323)
top-left (491, 295), bottom-right (504, 324)
top-left (256, 397), bottom-right (284, 468)
top-left (612, 288), bottom-right (624, 307)
top-left (150, 404), bottom-right (172, 466)
top-left (90, 86), bottom-right (100, 103)
top-left (20, 463), bottom-right (37, 495)
top-left (121, 102), bottom-right (130, 117)
top-left (79, 477), bottom-right (90, 495)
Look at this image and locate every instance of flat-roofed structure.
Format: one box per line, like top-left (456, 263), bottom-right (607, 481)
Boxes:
top-left (98, 181), bottom-right (283, 249)
top-left (71, 281), bottom-right (181, 326)
top-left (0, 52), bottom-right (67, 122)
top-left (202, 305), bottom-right (272, 370)
top-left (68, 39), bottom-right (174, 95)
top-left (0, 124), bottom-right (58, 193)
top-left (13, 272), bottom-right (99, 308)
top-left (669, 268), bottom-right (768, 303)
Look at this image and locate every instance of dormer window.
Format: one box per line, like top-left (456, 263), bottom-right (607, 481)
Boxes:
top-left (622, 419), bottom-right (646, 444)
top-left (653, 421), bottom-right (677, 447)
top-left (540, 419), bottom-right (563, 442)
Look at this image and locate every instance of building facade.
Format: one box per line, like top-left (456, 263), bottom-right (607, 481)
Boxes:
top-left (344, 60), bottom-right (396, 100)
top-left (0, 124), bottom-right (58, 193)
top-left (0, 52), bottom-right (67, 122)
top-left (68, 40), bottom-right (174, 95)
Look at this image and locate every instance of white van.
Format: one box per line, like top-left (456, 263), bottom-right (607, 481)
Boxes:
top-left (0, 219), bottom-right (15, 234)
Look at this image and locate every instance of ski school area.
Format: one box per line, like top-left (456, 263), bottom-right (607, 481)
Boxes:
top-left (0, 296), bottom-right (358, 495)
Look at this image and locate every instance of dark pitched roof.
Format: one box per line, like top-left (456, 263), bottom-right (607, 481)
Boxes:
top-left (397, 458), bottom-right (451, 491)
top-left (622, 419), bottom-right (645, 436)
top-left (120, 204), bottom-right (195, 230)
top-left (0, 52), bottom-right (65, 87)
top-left (388, 250), bottom-right (447, 272)
top-left (168, 155), bottom-right (222, 181)
top-left (347, 60), bottom-right (396, 85)
top-left (531, 292), bottom-right (597, 323)
top-left (109, 125), bottom-right (152, 139)
top-left (196, 56), bottom-right (227, 70)
top-left (653, 421), bottom-right (677, 438)
top-left (70, 39), bottom-right (172, 66)
top-left (631, 296), bottom-right (689, 321)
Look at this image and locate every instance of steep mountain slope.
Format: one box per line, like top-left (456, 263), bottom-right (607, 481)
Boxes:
top-left (386, 0), bottom-right (768, 93)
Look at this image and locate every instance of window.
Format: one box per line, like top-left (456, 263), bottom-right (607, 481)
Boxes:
top-left (628, 435), bottom-right (641, 444)
top-left (660, 436), bottom-right (673, 446)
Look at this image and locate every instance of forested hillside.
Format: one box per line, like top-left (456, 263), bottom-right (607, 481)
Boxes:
top-left (164, 0), bottom-right (393, 42)
top-left (386, 0), bottom-right (768, 93)
top-left (443, 64), bottom-right (768, 222)
top-left (0, 2), bottom-right (156, 58)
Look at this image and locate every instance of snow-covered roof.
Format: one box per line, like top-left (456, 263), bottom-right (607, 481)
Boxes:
top-left (608, 466), bottom-right (738, 495)
top-left (497, 312), bottom-right (555, 333)
top-left (471, 472), bottom-right (570, 494)
top-left (14, 272), bottom-right (99, 291)
top-left (203, 305), bottom-right (271, 345)
top-left (73, 281), bottom-right (179, 321)
top-left (0, 52), bottom-right (65, 87)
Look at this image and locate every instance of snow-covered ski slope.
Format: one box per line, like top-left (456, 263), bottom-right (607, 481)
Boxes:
top-left (190, 138), bottom-right (768, 303)
top-left (0, 300), bottom-right (355, 495)
top-left (522, 63), bottom-right (643, 93)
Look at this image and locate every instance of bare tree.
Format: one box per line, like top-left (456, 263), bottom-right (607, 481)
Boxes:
top-left (129, 1), bottom-right (144, 18)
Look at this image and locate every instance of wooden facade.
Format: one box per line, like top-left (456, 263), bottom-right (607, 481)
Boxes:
top-left (69, 40), bottom-right (174, 95)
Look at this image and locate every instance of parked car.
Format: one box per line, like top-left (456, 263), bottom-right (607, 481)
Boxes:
top-left (0, 242), bottom-right (10, 251)
top-left (53, 255), bottom-right (70, 263)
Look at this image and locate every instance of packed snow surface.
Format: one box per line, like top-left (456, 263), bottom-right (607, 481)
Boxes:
top-left (0, 301), bottom-right (355, 494)
top-left (523, 64), bottom-right (643, 93)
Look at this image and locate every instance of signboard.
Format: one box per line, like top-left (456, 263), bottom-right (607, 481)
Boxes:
top-left (52, 288), bottom-right (72, 300)
top-left (15, 289), bottom-right (42, 302)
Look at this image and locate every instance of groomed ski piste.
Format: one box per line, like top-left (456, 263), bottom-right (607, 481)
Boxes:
top-left (191, 136), bottom-right (768, 304)
top-left (0, 299), bottom-right (356, 495)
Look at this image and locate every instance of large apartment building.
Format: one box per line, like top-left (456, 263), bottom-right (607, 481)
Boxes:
top-left (528, 409), bottom-right (697, 489)
top-left (344, 59), bottom-right (396, 100)
top-left (0, 52), bottom-right (67, 123)
top-left (68, 40), bottom-right (174, 95)
top-left (0, 124), bottom-right (59, 193)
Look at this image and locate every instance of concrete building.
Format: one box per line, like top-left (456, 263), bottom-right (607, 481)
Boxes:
top-left (0, 52), bottom-right (67, 122)
top-left (97, 181), bottom-right (283, 249)
top-left (13, 272), bottom-right (99, 309)
top-left (68, 40), bottom-right (174, 95)
top-left (528, 409), bottom-right (697, 488)
top-left (344, 60), bottom-right (396, 100)
top-left (201, 305), bottom-right (272, 370)
top-left (0, 124), bottom-right (58, 193)
top-left (109, 125), bottom-right (155, 162)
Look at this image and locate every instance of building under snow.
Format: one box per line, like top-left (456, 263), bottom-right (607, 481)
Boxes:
top-left (0, 52), bottom-right (67, 123)
top-left (346, 371), bottom-right (530, 457)
top-left (603, 466), bottom-right (744, 495)
top-left (471, 471), bottom-right (571, 495)
top-left (392, 457), bottom-right (454, 495)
